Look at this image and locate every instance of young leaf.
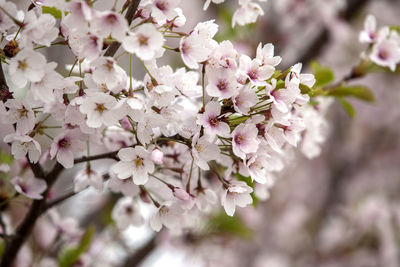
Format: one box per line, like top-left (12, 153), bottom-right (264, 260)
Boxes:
top-left (58, 226), bottom-right (95, 267)
top-left (327, 85), bottom-right (375, 102)
top-left (42, 6), bottom-right (62, 19)
top-left (337, 97), bottom-right (355, 118)
top-left (206, 212), bottom-right (252, 238)
top-left (311, 61), bottom-right (335, 88)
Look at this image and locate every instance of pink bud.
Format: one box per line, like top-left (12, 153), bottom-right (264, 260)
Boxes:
top-left (173, 187), bottom-right (190, 201)
top-left (151, 148), bottom-right (163, 164)
top-left (119, 117), bottom-right (132, 131)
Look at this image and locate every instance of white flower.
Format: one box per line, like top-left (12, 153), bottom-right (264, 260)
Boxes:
top-left (8, 50), bottom-right (46, 88)
top-left (4, 99), bottom-right (35, 134)
top-left (232, 0), bottom-right (265, 27)
top-left (197, 101), bottom-right (230, 139)
top-left (74, 168), bottom-right (104, 192)
top-left (191, 133), bottom-right (220, 170)
top-left (150, 201), bottom-right (183, 231)
top-left (11, 176), bottom-right (47, 200)
top-left (4, 134), bottom-right (41, 163)
top-left (221, 180), bottom-right (253, 216)
top-left (79, 92), bottom-right (124, 128)
top-left (256, 43), bottom-right (282, 67)
top-left (180, 20), bottom-right (218, 69)
top-left (123, 23), bottom-right (164, 61)
top-left (20, 11), bottom-right (59, 47)
top-left (111, 197), bottom-right (144, 230)
top-left (50, 130), bottom-right (86, 168)
top-left (0, 0), bottom-right (19, 34)
top-left (232, 122), bottom-right (260, 160)
top-left (233, 84), bottom-right (258, 115)
top-left (195, 187), bottom-right (217, 211)
top-left (203, 0), bottom-right (225, 10)
top-left (112, 146), bottom-right (155, 185)
top-left (108, 174), bottom-right (140, 197)
top-left (359, 14), bottom-right (377, 44)
top-left (90, 57), bottom-right (127, 90)
top-left (30, 62), bottom-right (63, 104)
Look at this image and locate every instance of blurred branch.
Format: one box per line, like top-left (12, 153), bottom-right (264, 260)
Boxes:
top-left (122, 234), bottom-right (158, 267)
top-left (104, 0), bottom-right (142, 57)
top-left (288, 0), bottom-right (371, 68)
top-left (0, 163), bottom-right (64, 267)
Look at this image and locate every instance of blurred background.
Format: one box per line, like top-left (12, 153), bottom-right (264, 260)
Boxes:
top-left (4, 0), bottom-right (400, 266)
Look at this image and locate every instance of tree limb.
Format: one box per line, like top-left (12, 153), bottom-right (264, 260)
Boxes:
top-left (104, 0), bottom-right (142, 57)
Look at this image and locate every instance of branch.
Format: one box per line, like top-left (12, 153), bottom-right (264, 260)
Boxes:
top-left (286, 0), bottom-right (371, 68)
top-left (122, 234), bottom-right (158, 267)
top-left (0, 163), bottom-right (64, 267)
top-left (104, 0), bottom-right (142, 57)
top-left (74, 151), bottom-right (119, 164)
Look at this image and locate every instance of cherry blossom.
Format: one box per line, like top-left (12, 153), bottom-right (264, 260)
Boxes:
top-left (4, 134), bottom-right (41, 163)
top-left (221, 180), bottom-right (253, 216)
top-left (232, 122), bottom-right (260, 160)
top-left (11, 176), bottom-right (47, 200)
top-left (150, 201), bottom-right (184, 231)
top-left (111, 197), bottom-right (144, 230)
top-left (197, 101), bottom-right (231, 139)
top-left (122, 23), bottom-right (165, 61)
top-left (8, 49), bottom-right (46, 88)
top-left (112, 146), bottom-right (155, 185)
top-left (50, 130), bottom-right (86, 168)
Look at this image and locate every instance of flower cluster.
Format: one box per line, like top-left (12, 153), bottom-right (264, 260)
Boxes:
top-left (360, 14), bottom-right (400, 71)
top-left (0, 0), bottom-right (331, 238)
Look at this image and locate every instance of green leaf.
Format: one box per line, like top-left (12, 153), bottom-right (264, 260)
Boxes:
top-left (0, 240), bottom-right (4, 259)
top-left (58, 226), bottom-right (95, 267)
top-left (311, 61), bottom-right (335, 88)
top-left (42, 6), bottom-right (62, 19)
top-left (206, 212), bottom-right (252, 238)
top-left (337, 97), bottom-right (355, 118)
top-left (299, 83), bottom-right (312, 94)
top-left (0, 151), bottom-right (13, 165)
top-left (328, 85), bottom-right (375, 102)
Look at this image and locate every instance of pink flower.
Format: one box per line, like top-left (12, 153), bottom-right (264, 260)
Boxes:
top-left (232, 122), bottom-right (260, 160)
top-left (206, 67), bottom-right (238, 99)
top-left (91, 11), bottom-right (128, 42)
top-left (11, 176), bottom-right (47, 200)
top-left (50, 130), bottom-right (86, 168)
top-left (197, 101), bottom-right (230, 139)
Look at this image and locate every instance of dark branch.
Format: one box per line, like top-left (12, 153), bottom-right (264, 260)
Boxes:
top-left (0, 163), bottom-right (64, 267)
top-left (287, 0), bottom-right (371, 68)
top-left (104, 0), bottom-right (142, 57)
top-left (122, 234), bottom-right (158, 267)
top-left (74, 151), bottom-right (119, 164)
